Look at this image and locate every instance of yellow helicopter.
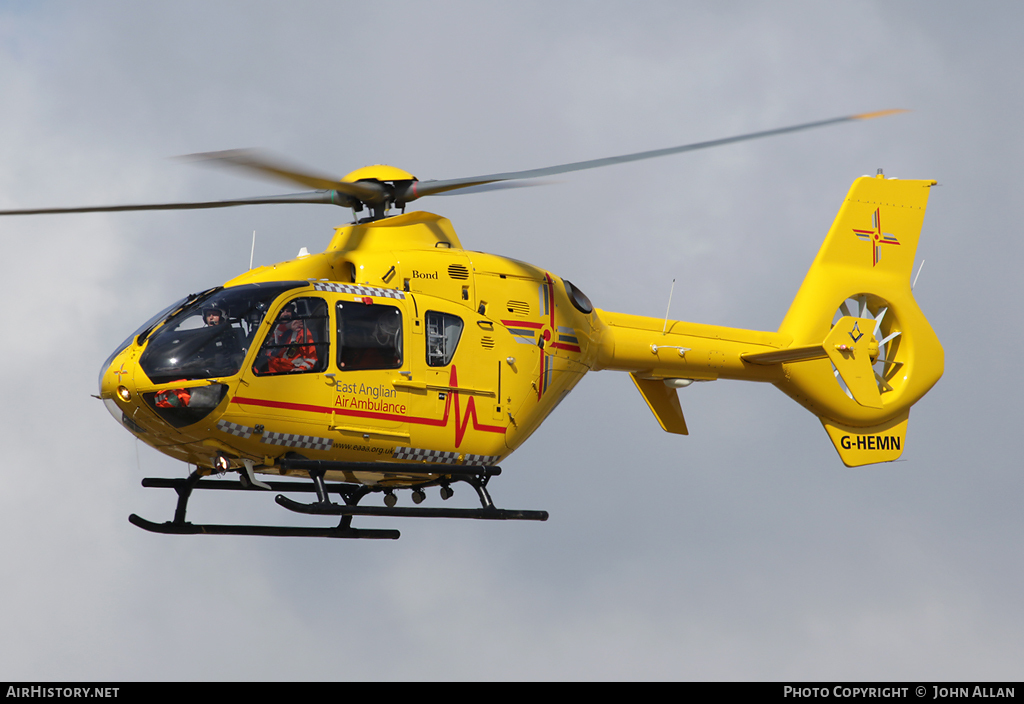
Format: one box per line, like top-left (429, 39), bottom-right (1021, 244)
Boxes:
top-left (1, 110), bottom-right (943, 539)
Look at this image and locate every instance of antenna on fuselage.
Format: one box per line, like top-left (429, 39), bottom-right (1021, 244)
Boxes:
top-left (249, 230), bottom-right (256, 270)
top-left (662, 278), bottom-right (676, 335)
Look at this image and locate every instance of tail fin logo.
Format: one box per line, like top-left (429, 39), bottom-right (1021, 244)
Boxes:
top-left (853, 207), bottom-right (900, 266)
top-left (848, 322), bottom-right (864, 343)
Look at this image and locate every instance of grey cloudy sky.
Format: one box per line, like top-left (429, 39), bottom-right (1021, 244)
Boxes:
top-left (0, 1), bottom-right (1021, 681)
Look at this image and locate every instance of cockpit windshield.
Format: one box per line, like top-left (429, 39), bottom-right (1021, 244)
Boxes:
top-left (138, 282), bottom-right (308, 384)
top-left (99, 294), bottom-right (190, 393)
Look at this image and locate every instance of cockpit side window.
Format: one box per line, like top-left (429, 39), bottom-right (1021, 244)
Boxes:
top-left (253, 297), bottom-right (329, 376)
top-left (425, 311), bottom-right (464, 367)
top-left (336, 302), bottom-right (403, 370)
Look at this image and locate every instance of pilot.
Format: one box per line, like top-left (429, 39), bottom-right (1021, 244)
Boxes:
top-left (203, 306), bottom-right (226, 327)
top-left (201, 305), bottom-right (243, 366)
top-left (266, 303), bottom-right (318, 373)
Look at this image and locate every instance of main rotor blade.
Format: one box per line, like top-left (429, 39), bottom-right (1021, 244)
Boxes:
top-left (432, 180), bottom-right (549, 196)
top-left (0, 191), bottom-right (354, 216)
top-left (400, 109), bottom-right (907, 201)
top-left (0, 109), bottom-right (905, 218)
top-left (184, 149), bottom-right (389, 204)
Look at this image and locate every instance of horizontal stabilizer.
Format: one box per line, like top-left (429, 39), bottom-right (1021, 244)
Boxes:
top-left (742, 317), bottom-right (883, 409)
top-left (742, 345), bottom-right (827, 365)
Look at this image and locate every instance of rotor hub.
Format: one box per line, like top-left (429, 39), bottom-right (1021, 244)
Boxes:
top-left (342, 165), bottom-right (417, 183)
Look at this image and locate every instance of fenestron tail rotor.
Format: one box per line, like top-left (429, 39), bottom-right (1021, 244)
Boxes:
top-left (831, 294), bottom-right (904, 400)
top-left (0, 110), bottom-right (906, 221)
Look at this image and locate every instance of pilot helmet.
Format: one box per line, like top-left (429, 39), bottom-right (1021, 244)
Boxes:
top-left (203, 306), bottom-right (226, 324)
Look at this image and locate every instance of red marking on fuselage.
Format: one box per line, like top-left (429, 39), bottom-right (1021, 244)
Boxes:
top-left (545, 274), bottom-right (555, 330)
top-left (535, 274), bottom-right (558, 400)
top-left (444, 366), bottom-right (504, 447)
top-left (231, 364), bottom-right (505, 448)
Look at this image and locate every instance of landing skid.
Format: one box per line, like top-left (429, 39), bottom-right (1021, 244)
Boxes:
top-left (274, 496), bottom-right (547, 521)
top-left (130, 460), bottom-right (547, 539)
top-left (128, 513), bottom-right (398, 539)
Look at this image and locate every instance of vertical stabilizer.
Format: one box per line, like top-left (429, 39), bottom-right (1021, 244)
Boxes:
top-left (770, 174), bottom-right (943, 465)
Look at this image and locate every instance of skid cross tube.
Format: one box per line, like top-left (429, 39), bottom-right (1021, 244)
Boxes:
top-left (275, 459), bottom-right (547, 521)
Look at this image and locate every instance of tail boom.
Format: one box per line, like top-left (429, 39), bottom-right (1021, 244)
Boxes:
top-left (592, 310), bottom-right (794, 437)
top-left (593, 310), bottom-right (790, 384)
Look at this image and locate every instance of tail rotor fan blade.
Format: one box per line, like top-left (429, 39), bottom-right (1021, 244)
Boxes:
top-left (879, 330), bottom-right (901, 348)
top-left (873, 306), bottom-right (889, 337)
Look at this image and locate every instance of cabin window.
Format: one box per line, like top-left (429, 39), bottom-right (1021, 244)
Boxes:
top-left (425, 311), bottom-right (463, 367)
top-left (253, 297), bottom-right (329, 376)
top-left (336, 302), bottom-right (403, 370)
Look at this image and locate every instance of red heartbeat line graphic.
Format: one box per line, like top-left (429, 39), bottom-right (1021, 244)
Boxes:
top-left (444, 366), bottom-right (505, 447)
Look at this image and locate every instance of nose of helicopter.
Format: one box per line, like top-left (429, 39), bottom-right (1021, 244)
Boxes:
top-left (100, 361), bottom-right (132, 401)
top-left (98, 341), bottom-right (147, 434)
